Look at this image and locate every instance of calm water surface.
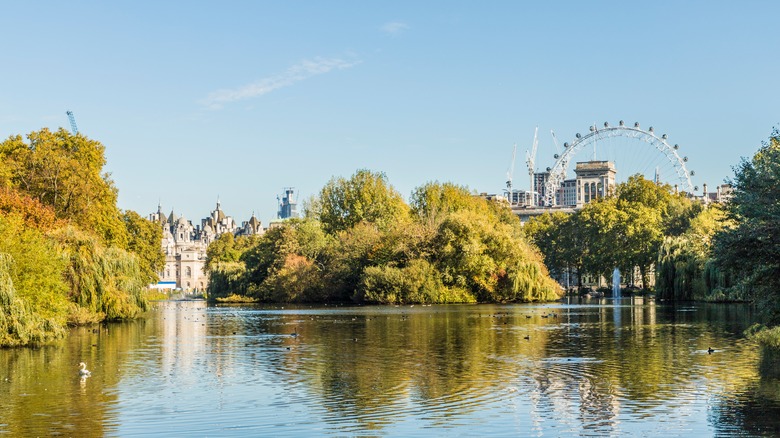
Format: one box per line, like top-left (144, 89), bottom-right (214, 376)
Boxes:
top-left (2, 298), bottom-right (780, 436)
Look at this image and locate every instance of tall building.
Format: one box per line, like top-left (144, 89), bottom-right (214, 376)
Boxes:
top-left (277, 188), bottom-right (298, 219)
top-left (532, 172), bottom-right (549, 207)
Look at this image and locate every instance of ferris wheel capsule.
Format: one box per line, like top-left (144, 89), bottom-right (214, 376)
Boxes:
top-left (619, 120), bottom-right (625, 126)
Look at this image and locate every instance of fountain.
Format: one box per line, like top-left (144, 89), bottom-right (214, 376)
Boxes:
top-left (612, 267), bottom-right (621, 299)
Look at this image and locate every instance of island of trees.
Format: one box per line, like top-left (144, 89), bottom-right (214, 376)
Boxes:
top-left (205, 170), bottom-right (561, 305)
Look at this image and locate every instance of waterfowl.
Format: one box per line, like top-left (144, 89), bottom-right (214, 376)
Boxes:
top-left (78, 362), bottom-right (91, 378)
top-left (707, 347), bottom-right (715, 354)
top-left (523, 335), bottom-right (531, 340)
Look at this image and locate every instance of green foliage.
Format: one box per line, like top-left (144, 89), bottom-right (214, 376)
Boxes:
top-left (0, 127), bottom-right (167, 346)
top-left (527, 175), bottom-right (702, 290)
top-left (205, 233), bottom-right (259, 272)
top-left (432, 210), bottom-right (559, 302)
top-left (207, 176), bottom-right (561, 304)
top-left (746, 324), bottom-right (780, 351)
top-left (317, 169), bottom-right (410, 234)
top-left (53, 226), bottom-right (149, 322)
top-left (656, 206), bottom-right (729, 301)
top-left (361, 259), bottom-right (474, 304)
top-left (713, 130), bottom-right (780, 322)
top-left (0, 128), bottom-right (128, 248)
top-left (122, 210), bottom-right (164, 285)
top-left (206, 261), bottom-right (248, 299)
top-left (0, 213), bottom-right (69, 346)
top-left (524, 211), bottom-right (586, 288)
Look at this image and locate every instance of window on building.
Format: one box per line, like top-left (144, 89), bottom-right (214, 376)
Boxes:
top-left (185, 266), bottom-right (192, 278)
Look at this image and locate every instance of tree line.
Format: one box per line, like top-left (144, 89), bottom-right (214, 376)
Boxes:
top-left (524, 129), bottom-right (780, 325)
top-left (0, 128), bottom-right (163, 347)
top-left (206, 170), bottom-right (562, 304)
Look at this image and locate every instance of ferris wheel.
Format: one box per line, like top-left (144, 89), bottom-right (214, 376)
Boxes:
top-left (541, 121), bottom-right (696, 206)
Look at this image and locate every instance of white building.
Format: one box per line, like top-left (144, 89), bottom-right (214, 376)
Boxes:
top-left (149, 201), bottom-right (263, 291)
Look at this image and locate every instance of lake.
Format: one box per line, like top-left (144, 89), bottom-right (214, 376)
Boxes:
top-left (2, 298), bottom-right (779, 436)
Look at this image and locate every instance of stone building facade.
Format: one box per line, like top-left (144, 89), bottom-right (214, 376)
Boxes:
top-left (149, 201), bottom-right (265, 291)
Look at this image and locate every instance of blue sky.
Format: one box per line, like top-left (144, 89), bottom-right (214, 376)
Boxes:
top-left (2, 1), bottom-right (778, 225)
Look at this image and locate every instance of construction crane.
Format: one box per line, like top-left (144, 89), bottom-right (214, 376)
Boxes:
top-left (66, 111), bottom-right (79, 134)
top-left (525, 127), bottom-right (539, 206)
top-left (505, 143), bottom-right (517, 205)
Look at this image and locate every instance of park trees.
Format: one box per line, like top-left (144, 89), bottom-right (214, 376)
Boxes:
top-left (0, 128), bottom-right (161, 346)
top-left (206, 175), bottom-right (561, 304)
top-left (123, 210), bottom-right (165, 285)
top-left (713, 129), bottom-right (780, 321)
top-left (318, 169), bottom-right (410, 234)
top-left (525, 175), bottom-right (700, 291)
top-left (0, 128), bottom-right (128, 247)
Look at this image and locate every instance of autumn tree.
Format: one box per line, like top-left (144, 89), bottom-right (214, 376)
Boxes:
top-left (0, 128), bottom-right (127, 247)
top-left (317, 169), bottom-right (410, 234)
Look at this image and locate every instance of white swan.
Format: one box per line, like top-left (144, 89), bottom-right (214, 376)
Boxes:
top-left (79, 362), bottom-right (91, 378)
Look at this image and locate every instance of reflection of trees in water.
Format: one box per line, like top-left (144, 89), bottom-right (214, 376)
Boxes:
top-left (711, 350), bottom-right (780, 436)
top-left (7, 301), bottom-right (766, 434)
top-left (231, 302), bottom-right (763, 433)
top-left (0, 320), bottom-right (152, 436)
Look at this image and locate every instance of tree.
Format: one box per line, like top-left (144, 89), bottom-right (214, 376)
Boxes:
top-left (317, 169), bottom-right (410, 234)
top-left (524, 212), bottom-right (571, 281)
top-left (713, 129), bottom-right (780, 322)
top-left (122, 210), bottom-right (164, 285)
top-left (0, 128), bottom-right (128, 247)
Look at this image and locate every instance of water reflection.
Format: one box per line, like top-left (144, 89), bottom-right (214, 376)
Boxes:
top-left (1, 300), bottom-right (779, 436)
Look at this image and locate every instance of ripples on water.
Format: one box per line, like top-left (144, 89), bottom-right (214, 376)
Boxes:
top-left (2, 298), bottom-right (780, 436)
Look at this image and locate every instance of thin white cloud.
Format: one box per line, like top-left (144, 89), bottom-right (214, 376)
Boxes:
top-left (381, 21), bottom-right (409, 35)
top-left (202, 57), bottom-right (360, 109)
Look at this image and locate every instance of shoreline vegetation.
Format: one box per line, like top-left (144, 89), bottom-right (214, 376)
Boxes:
top-left (0, 129), bottom-right (163, 347)
top-left (205, 170), bottom-right (562, 306)
top-left (524, 129), bottom-right (780, 352)
top-left (1, 128), bottom-right (778, 350)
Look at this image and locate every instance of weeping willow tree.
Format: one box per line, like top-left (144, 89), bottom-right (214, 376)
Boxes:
top-left (206, 261), bottom-right (248, 300)
top-left (656, 237), bottom-right (704, 301)
top-left (0, 254), bottom-right (66, 346)
top-left (53, 227), bottom-right (148, 323)
top-left (655, 204), bottom-right (729, 301)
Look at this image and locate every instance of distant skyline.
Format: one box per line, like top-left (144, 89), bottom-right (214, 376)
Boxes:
top-left (2, 1), bottom-right (778, 224)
